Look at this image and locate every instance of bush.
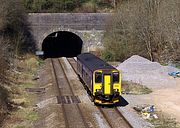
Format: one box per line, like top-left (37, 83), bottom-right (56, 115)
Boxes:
top-left (103, 0), bottom-right (180, 63)
top-left (0, 0), bottom-right (36, 117)
top-left (101, 50), bottom-right (114, 61)
top-left (0, 0), bottom-right (37, 125)
top-left (23, 0), bottom-right (114, 13)
top-left (0, 38), bottom-right (10, 84)
top-left (0, 0), bottom-right (36, 54)
top-left (76, 1), bottom-right (97, 12)
top-left (24, 0), bottom-right (84, 12)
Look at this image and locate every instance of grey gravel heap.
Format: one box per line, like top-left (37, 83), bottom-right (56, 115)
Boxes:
top-left (117, 55), bottom-right (179, 89)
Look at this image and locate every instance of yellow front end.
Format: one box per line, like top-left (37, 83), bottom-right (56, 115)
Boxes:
top-left (93, 70), bottom-right (121, 105)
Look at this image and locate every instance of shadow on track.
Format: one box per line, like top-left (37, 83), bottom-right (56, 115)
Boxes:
top-left (96, 96), bottom-right (129, 108)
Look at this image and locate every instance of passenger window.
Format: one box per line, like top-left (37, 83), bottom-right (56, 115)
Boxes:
top-left (113, 72), bottom-right (119, 83)
top-left (95, 72), bottom-right (102, 83)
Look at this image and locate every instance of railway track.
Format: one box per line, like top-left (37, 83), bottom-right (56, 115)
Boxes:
top-left (51, 58), bottom-right (89, 128)
top-left (98, 107), bottom-right (132, 128)
top-left (67, 58), bottom-right (132, 128)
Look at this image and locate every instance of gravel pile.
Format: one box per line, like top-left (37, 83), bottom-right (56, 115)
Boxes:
top-left (117, 55), bottom-right (179, 89)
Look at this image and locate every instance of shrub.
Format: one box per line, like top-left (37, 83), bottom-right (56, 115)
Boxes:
top-left (103, 0), bottom-right (180, 63)
top-left (23, 0), bottom-right (114, 13)
top-left (0, 0), bottom-right (36, 55)
top-left (77, 1), bottom-right (97, 12)
top-left (0, 38), bottom-right (10, 84)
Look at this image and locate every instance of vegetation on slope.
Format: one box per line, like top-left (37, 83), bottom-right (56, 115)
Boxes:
top-left (0, 0), bottom-right (36, 126)
top-left (122, 81), bottom-right (152, 95)
top-left (23, 0), bottom-right (117, 13)
top-left (0, 0), bottom-right (36, 54)
top-left (103, 0), bottom-right (180, 64)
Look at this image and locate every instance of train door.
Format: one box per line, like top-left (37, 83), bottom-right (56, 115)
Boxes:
top-left (103, 74), bottom-right (111, 94)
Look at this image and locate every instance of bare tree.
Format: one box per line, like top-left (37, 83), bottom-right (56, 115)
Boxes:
top-left (103, 0), bottom-right (180, 63)
top-left (0, 38), bottom-right (10, 84)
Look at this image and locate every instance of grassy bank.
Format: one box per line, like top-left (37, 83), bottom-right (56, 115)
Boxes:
top-left (122, 81), bottom-right (152, 95)
top-left (1, 54), bottom-right (40, 128)
top-left (0, 0), bottom-right (36, 126)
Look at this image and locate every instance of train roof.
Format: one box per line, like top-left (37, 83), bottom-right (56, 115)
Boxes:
top-left (77, 53), bottom-right (116, 72)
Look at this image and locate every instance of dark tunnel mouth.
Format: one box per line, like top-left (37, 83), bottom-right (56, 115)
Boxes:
top-left (42, 31), bottom-right (83, 59)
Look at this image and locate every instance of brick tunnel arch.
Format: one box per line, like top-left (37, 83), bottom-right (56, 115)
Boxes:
top-left (42, 31), bottom-right (83, 58)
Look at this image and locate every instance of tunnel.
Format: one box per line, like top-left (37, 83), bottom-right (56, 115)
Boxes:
top-left (42, 31), bottom-right (83, 58)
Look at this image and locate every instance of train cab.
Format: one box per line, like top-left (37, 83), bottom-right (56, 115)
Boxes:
top-left (93, 69), bottom-right (121, 104)
top-left (77, 53), bottom-right (121, 105)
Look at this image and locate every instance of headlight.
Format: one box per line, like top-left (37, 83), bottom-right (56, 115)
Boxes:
top-left (96, 89), bottom-right (101, 92)
top-left (114, 89), bottom-right (119, 92)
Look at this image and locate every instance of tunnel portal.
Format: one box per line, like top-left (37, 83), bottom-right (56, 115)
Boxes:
top-left (42, 31), bottom-right (83, 58)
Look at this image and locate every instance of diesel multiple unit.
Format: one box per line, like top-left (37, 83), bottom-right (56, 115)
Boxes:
top-left (77, 53), bottom-right (121, 105)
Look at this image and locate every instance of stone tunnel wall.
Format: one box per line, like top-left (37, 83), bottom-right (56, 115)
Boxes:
top-left (28, 13), bottom-right (112, 52)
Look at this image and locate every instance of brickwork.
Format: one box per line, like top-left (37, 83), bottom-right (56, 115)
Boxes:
top-left (28, 13), bottom-right (112, 51)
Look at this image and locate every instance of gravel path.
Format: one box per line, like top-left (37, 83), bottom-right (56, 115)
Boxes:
top-left (117, 106), bottom-right (153, 128)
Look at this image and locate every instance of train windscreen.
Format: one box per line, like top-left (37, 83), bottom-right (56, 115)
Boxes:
top-left (113, 72), bottom-right (119, 83)
top-left (95, 72), bottom-right (102, 83)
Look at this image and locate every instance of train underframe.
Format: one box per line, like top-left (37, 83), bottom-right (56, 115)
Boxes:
top-left (94, 92), bottom-right (120, 105)
top-left (78, 75), bottom-right (121, 105)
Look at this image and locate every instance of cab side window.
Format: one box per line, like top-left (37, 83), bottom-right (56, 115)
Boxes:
top-left (95, 72), bottom-right (102, 83)
top-left (113, 72), bottom-right (119, 83)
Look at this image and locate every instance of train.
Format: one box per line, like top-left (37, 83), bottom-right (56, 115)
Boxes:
top-left (77, 53), bottom-right (121, 105)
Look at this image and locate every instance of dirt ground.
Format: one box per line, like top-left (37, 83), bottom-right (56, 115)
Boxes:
top-left (117, 55), bottom-right (180, 125)
top-left (123, 78), bottom-right (180, 123)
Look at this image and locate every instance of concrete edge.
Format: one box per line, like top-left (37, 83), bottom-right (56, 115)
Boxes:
top-left (117, 106), bottom-right (154, 128)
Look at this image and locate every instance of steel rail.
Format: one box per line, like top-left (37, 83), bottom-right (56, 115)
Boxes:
top-left (114, 108), bottom-right (133, 128)
top-left (51, 59), bottom-right (69, 128)
top-left (57, 58), bottom-right (89, 128)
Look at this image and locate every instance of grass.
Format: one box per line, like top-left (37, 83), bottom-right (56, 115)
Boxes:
top-left (122, 81), bottom-right (152, 95)
top-left (174, 62), bottom-right (180, 69)
top-left (150, 111), bottom-right (180, 128)
top-left (0, 85), bottom-right (9, 101)
top-left (15, 126), bottom-right (26, 128)
top-left (26, 111), bottom-right (38, 121)
top-left (38, 58), bottom-right (45, 66)
top-left (134, 105), bottom-right (180, 128)
top-left (1, 54), bottom-right (40, 128)
top-left (161, 61), bottom-right (180, 69)
top-left (20, 82), bottom-right (35, 88)
top-left (135, 108), bottom-right (180, 128)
